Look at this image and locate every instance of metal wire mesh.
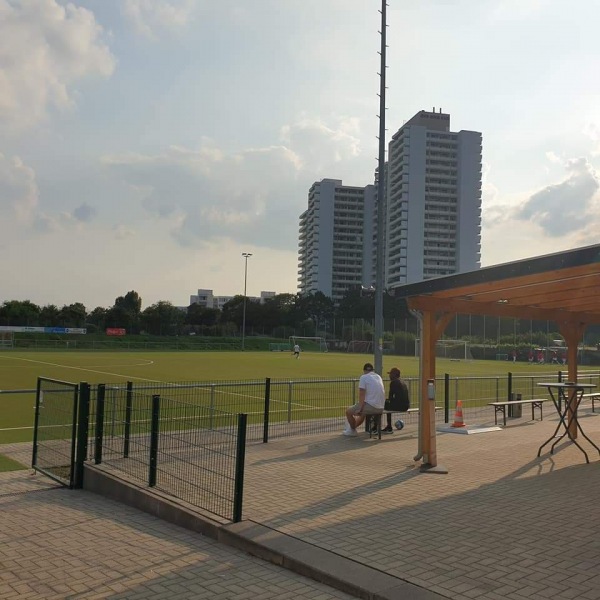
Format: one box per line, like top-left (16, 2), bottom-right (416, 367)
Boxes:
top-left (90, 386), bottom-right (244, 520)
top-left (33, 378), bottom-right (78, 486)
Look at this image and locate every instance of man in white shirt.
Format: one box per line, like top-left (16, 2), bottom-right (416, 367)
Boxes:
top-left (293, 344), bottom-right (301, 358)
top-left (343, 363), bottom-right (385, 436)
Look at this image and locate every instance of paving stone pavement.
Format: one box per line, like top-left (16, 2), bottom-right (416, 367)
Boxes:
top-left (239, 409), bottom-right (600, 600)
top-left (0, 467), bottom-right (356, 599)
top-left (3, 408), bottom-right (600, 599)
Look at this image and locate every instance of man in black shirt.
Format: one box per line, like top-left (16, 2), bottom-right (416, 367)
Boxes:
top-left (382, 367), bottom-right (410, 433)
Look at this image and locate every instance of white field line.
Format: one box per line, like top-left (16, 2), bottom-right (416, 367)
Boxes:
top-left (0, 356), bottom-right (317, 408)
top-left (0, 355), bottom-right (159, 382)
top-left (0, 357), bottom-right (322, 434)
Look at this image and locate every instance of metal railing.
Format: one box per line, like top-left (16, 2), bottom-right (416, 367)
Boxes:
top-left (26, 370), bottom-right (600, 523)
top-left (32, 378), bottom-right (80, 487)
top-left (89, 384), bottom-right (247, 522)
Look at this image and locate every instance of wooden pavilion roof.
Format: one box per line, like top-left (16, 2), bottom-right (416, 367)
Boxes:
top-left (392, 244), bottom-right (600, 326)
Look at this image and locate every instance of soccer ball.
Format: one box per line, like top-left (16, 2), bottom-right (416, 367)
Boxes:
top-left (395, 419), bottom-right (405, 431)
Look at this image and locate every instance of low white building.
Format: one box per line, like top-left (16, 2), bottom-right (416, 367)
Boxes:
top-left (189, 289), bottom-right (278, 310)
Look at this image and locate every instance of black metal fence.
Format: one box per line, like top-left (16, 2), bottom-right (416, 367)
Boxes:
top-left (113, 371), bottom-right (600, 443)
top-left (90, 384), bottom-right (247, 522)
top-left (32, 378), bottom-right (82, 487)
top-left (31, 370), bottom-right (600, 523)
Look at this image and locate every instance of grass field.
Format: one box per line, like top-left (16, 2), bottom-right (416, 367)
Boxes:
top-left (0, 349), bottom-right (572, 448)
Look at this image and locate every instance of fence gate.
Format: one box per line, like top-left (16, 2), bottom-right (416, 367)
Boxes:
top-left (32, 378), bottom-right (90, 488)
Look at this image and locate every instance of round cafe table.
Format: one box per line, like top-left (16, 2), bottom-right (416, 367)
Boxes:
top-left (536, 382), bottom-right (600, 463)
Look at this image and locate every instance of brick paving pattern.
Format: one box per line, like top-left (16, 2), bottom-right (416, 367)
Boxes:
top-left (3, 406), bottom-right (600, 599)
top-left (240, 410), bottom-right (600, 600)
top-left (0, 468), bottom-right (354, 599)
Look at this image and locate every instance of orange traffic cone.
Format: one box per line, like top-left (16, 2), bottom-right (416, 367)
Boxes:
top-left (451, 400), bottom-right (466, 428)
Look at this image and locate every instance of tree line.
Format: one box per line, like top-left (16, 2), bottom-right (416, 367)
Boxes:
top-left (2, 290), bottom-right (598, 347)
top-left (0, 289), bottom-right (411, 338)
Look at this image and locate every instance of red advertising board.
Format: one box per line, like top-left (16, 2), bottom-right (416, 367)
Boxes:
top-left (106, 328), bottom-right (126, 336)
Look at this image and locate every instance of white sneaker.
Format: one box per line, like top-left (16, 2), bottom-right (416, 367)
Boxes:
top-left (343, 428), bottom-right (357, 437)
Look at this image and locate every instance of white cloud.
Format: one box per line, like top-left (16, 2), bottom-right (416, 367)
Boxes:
top-left (0, 153), bottom-right (99, 234)
top-left (0, 153), bottom-right (39, 221)
top-left (280, 116), bottom-right (362, 174)
top-left (583, 122), bottom-right (600, 156)
top-left (0, 0), bottom-right (115, 131)
top-left (515, 158), bottom-right (599, 237)
top-left (102, 114), bottom-right (366, 250)
top-left (482, 157), bottom-right (600, 265)
top-left (121, 0), bottom-right (195, 38)
top-left (114, 224), bottom-right (136, 240)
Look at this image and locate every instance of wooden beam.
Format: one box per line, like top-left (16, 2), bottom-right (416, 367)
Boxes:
top-left (407, 295), bottom-right (600, 324)
top-left (430, 264), bottom-right (599, 299)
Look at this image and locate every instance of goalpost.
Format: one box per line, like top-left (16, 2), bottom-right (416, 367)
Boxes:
top-left (415, 339), bottom-right (472, 360)
top-left (347, 340), bottom-right (373, 354)
top-left (289, 336), bottom-right (328, 352)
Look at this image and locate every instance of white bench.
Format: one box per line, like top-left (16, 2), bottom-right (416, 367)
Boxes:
top-left (581, 393), bottom-right (600, 412)
top-left (368, 406), bottom-right (443, 439)
top-left (488, 399), bottom-right (546, 427)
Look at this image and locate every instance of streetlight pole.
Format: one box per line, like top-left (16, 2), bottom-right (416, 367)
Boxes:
top-left (241, 252), bottom-right (252, 351)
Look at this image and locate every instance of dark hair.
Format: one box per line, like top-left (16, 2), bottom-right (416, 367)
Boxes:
top-left (388, 367), bottom-right (401, 379)
top-left (363, 363), bottom-right (374, 372)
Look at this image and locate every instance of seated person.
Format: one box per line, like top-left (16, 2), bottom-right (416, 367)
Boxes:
top-left (381, 367), bottom-right (410, 433)
top-left (344, 363), bottom-right (385, 436)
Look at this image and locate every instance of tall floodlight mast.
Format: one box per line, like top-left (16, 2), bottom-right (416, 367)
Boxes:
top-left (374, 0), bottom-right (388, 375)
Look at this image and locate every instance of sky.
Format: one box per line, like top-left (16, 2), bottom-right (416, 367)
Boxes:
top-left (2, 0), bottom-right (600, 311)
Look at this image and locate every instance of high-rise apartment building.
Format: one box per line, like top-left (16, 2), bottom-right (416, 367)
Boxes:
top-left (385, 109), bottom-right (481, 287)
top-left (297, 110), bottom-right (482, 300)
top-left (297, 179), bottom-right (375, 302)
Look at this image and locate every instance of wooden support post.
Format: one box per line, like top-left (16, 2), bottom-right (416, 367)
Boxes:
top-left (418, 310), bottom-right (452, 474)
top-left (420, 310), bottom-right (436, 466)
top-left (557, 321), bottom-right (587, 439)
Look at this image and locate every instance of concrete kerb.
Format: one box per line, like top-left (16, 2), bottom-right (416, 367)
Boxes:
top-left (83, 464), bottom-right (445, 600)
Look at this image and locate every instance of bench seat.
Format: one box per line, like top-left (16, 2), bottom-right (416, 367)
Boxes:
top-left (368, 406), bottom-right (443, 439)
top-left (581, 393), bottom-right (600, 412)
top-left (488, 399), bottom-right (546, 426)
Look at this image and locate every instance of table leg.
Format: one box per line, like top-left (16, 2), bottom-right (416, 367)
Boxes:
top-left (538, 391), bottom-right (568, 457)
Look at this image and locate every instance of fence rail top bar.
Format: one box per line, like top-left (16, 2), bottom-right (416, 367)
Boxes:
top-left (38, 377), bottom-right (78, 386)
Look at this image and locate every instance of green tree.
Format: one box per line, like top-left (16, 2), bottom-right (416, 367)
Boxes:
top-left (141, 301), bottom-right (185, 335)
top-left (186, 304), bottom-right (220, 327)
top-left (39, 304), bottom-right (60, 326)
top-left (0, 300), bottom-right (41, 326)
top-left (109, 291), bottom-right (142, 333)
top-left (87, 307), bottom-right (109, 331)
top-left (57, 303), bottom-right (87, 328)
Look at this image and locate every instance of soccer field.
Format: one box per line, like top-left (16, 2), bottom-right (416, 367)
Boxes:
top-left (0, 350), bottom-right (569, 445)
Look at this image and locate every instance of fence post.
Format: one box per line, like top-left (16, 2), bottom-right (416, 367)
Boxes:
top-left (149, 394), bottom-right (160, 487)
top-left (124, 381), bottom-right (133, 458)
top-left (32, 378), bottom-right (42, 469)
top-left (210, 384), bottom-right (216, 430)
top-left (233, 413), bottom-right (248, 523)
top-left (507, 372), bottom-right (513, 401)
top-left (263, 378), bottom-right (271, 444)
top-left (444, 374), bottom-right (450, 423)
top-left (74, 382), bottom-right (91, 489)
top-left (94, 384), bottom-right (106, 465)
top-left (287, 382), bottom-right (293, 423)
